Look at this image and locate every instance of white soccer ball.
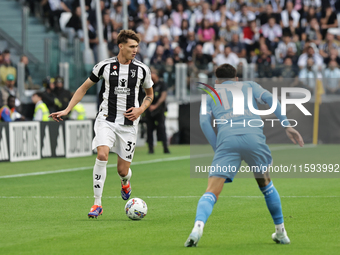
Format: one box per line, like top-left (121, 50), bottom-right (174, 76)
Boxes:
top-left (124, 198), bottom-right (147, 220)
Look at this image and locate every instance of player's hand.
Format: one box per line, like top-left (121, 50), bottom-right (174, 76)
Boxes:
top-left (148, 105), bottom-right (157, 112)
top-left (124, 107), bottom-right (143, 121)
top-left (285, 127), bottom-right (304, 147)
top-left (49, 110), bottom-right (68, 122)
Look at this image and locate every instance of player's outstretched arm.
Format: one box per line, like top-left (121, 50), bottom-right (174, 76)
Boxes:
top-left (285, 127), bottom-right (304, 147)
top-left (49, 78), bottom-right (95, 122)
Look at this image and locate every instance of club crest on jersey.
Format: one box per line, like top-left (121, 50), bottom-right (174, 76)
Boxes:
top-left (130, 69), bottom-right (136, 78)
top-left (119, 79), bottom-right (127, 87)
top-left (113, 65), bottom-right (117, 70)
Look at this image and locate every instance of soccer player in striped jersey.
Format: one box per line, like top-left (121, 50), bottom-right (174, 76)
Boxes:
top-left (185, 64), bottom-right (304, 247)
top-left (49, 30), bottom-right (154, 218)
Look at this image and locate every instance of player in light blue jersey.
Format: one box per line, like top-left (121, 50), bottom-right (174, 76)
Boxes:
top-left (185, 64), bottom-right (304, 247)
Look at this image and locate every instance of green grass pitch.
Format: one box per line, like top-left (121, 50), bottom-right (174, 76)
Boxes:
top-left (0, 144), bottom-right (339, 255)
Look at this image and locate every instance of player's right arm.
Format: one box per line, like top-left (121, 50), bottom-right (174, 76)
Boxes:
top-left (49, 78), bottom-right (95, 122)
top-left (199, 100), bottom-right (217, 151)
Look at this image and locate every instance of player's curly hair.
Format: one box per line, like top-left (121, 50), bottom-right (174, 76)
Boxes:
top-left (215, 64), bottom-right (237, 79)
top-left (117, 30), bottom-right (140, 45)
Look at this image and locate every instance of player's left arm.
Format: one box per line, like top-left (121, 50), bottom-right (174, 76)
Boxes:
top-left (124, 87), bottom-right (153, 121)
top-left (124, 67), bottom-right (154, 121)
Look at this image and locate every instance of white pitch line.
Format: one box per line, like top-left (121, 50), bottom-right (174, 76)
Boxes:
top-left (0, 144), bottom-right (315, 179)
top-left (0, 195), bottom-right (338, 199)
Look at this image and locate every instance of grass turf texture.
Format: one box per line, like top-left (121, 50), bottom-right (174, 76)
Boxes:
top-left (0, 144), bottom-right (339, 255)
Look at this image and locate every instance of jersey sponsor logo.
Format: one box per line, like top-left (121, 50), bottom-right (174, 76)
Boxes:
top-left (130, 69), bottom-right (136, 78)
top-left (119, 79), bottom-right (127, 87)
top-left (110, 71), bottom-right (118, 76)
top-left (114, 87), bottom-right (130, 95)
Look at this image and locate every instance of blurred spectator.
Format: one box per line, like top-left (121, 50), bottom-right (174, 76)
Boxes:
top-left (151, 8), bottom-right (169, 27)
top-left (0, 49), bottom-right (16, 86)
top-left (103, 12), bottom-right (114, 51)
top-left (320, 4), bottom-right (338, 39)
top-left (44, 0), bottom-right (71, 30)
top-left (261, 15), bottom-right (282, 53)
top-left (171, 3), bottom-right (189, 28)
top-left (276, 33), bottom-right (297, 63)
top-left (110, 1), bottom-right (123, 31)
top-left (134, 3), bottom-right (148, 25)
top-left (324, 48), bottom-right (340, 66)
top-left (172, 45), bottom-right (185, 63)
top-left (150, 45), bottom-right (167, 67)
top-left (281, 1), bottom-right (300, 28)
top-left (248, 0), bottom-right (265, 14)
top-left (229, 33), bottom-right (246, 58)
top-left (197, 18), bottom-right (216, 43)
top-left (0, 95), bottom-right (24, 122)
top-left (179, 19), bottom-right (190, 40)
top-left (214, 45), bottom-right (240, 68)
top-left (70, 103), bottom-right (86, 120)
top-left (285, 47), bottom-right (299, 66)
top-left (283, 17), bottom-right (303, 42)
top-left (19, 55), bottom-right (34, 89)
top-left (280, 57), bottom-right (298, 78)
top-left (161, 57), bottom-right (176, 92)
top-left (319, 31), bottom-right (340, 59)
top-left (324, 60), bottom-right (340, 94)
top-left (302, 17), bottom-right (322, 45)
top-left (300, 6), bottom-right (318, 28)
top-left (137, 17), bottom-right (159, 44)
top-left (299, 58), bottom-right (317, 93)
top-left (150, 0), bottom-right (172, 13)
top-left (193, 44), bottom-right (213, 76)
top-left (219, 17), bottom-right (240, 43)
top-left (297, 45), bottom-right (323, 69)
top-left (258, 4), bottom-right (280, 25)
top-left (145, 68), bottom-right (169, 154)
top-left (159, 18), bottom-right (181, 42)
top-left (195, 2), bottom-right (214, 26)
top-left (65, 6), bottom-right (82, 41)
top-left (53, 76), bottom-right (72, 111)
top-left (255, 44), bottom-right (275, 78)
top-left (234, 3), bottom-right (256, 28)
top-left (181, 30), bottom-right (197, 61)
top-left (1, 74), bottom-right (20, 108)
top-left (32, 92), bottom-right (50, 121)
top-left (41, 77), bottom-right (60, 113)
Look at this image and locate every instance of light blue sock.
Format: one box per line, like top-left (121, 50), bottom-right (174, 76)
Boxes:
top-left (260, 181), bottom-right (284, 224)
top-left (195, 192), bottom-right (217, 223)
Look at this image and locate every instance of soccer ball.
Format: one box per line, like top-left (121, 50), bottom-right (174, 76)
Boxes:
top-left (124, 198), bottom-right (147, 220)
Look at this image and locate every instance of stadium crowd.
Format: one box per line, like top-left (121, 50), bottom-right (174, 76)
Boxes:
top-left (2, 0), bottom-right (340, 122)
top-left (25, 0), bottom-right (340, 94)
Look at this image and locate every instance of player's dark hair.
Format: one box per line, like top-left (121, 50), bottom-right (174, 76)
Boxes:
top-left (33, 92), bottom-right (43, 99)
top-left (117, 30), bottom-right (140, 45)
top-left (215, 64), bottom-right (237, 79)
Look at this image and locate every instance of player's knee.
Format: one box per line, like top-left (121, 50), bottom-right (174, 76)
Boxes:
top-left (97, 152), bottom-right (108, 161)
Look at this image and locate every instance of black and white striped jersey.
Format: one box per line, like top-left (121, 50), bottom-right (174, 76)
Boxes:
top-left (89, 57), bottom-right (153, 125)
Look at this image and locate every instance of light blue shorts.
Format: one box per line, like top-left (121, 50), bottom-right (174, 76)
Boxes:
top-left (209, 134), bottom-right (272, 183)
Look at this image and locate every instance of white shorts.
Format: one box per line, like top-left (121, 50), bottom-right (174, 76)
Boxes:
top-left (92, 114), bottom-right (138, 162)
